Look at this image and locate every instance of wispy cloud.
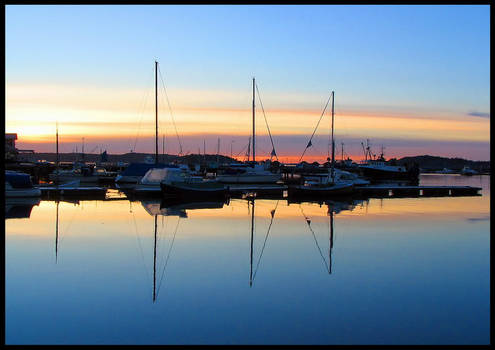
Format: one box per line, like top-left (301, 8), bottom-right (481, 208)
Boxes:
top-left (467, 111), bottom-right (490, 118)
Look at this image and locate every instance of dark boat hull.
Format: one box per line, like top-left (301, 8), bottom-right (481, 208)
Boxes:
top-left (161, 182), bottom-right (227, 199)
top-left (288, 183), bottom-right (354, 198)
top-left (359, 166), bottom-right (419, 181)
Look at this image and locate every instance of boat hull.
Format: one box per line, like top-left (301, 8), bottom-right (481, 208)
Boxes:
top-left (5, 187), bottom-right (42, 198)
top-left (161, 182), bottom-right (227, 199)
top-left (359, 166), bottom-right (419, 181)
top-left (288, 183), bottom-right (354, 198)
top-left (216, 174), bottom-right (281, 184)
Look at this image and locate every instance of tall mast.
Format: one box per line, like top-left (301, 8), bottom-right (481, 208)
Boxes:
top-left (252, 77), bottom-right (256, 165)
top-left (331, 91), bottom-right (335, 183)
top-left (155, 61), bottom-right (159, 165)
top-left (56, 122), bottom-right (59, 189)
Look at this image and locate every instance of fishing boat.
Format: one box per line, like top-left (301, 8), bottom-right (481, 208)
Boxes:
top-left (5, 171), bottom-right (42, 197)
top-left (358, 142), bottom-right (419, 181)
top-left (216, 78), bottom-right (281, 184)
top-left (289, 91), bottom-right (354, 198)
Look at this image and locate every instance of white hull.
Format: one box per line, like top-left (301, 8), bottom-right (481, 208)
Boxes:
top-left (216, 174), bottom-right (281, 184)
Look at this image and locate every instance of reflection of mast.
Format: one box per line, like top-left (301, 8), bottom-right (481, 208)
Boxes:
top-left (153, 214), bottom-right (157, 303)
top-left (249, 198), bottom-right (254, 287)
top-left (328, 205), bottom-right (334, 275)
top-left (55, 200), bottom-right (59, 263)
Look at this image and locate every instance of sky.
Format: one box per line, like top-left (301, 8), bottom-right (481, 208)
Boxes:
top-left (5, 5), bottom-right (490, 162)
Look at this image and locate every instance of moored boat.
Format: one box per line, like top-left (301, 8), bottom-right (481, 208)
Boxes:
top-left (160, 167), bottom-right (227, 199)
top-left (5, 171), bottom-right (41, 197)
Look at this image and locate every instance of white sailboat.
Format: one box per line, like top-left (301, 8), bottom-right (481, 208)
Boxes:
top-left (289, 91), bottom-right (354, 197)
top-left (216, 78), bottom-right (281, 184)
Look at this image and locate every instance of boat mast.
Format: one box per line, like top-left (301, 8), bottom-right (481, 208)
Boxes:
top-left (155, 61), bottom-right (159, 165)
top-left (331, 91), bottom-right (335, 183)
top-left (252, 77), bottom-right (256, 165)
top-left (56, 122), bottom-right (59, 189)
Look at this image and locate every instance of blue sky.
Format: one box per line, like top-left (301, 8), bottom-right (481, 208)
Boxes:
top-left (5, 5), bottom-right (490, 160)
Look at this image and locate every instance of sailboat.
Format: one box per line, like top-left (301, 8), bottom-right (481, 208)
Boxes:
top-left (216, 78), bottom-right (281, 184)
top-left (115, 61), bottom-right (178, 184)
top-left (289, 91), bottom-right (354, 198)
top-left (38, 123), bottom-right (107, 198)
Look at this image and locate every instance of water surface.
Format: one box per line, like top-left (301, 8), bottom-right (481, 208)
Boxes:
top-left (5, 175), bottom-right (490, 344)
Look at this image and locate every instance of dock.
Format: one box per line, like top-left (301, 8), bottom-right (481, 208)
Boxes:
top-left (39, 186), bottom-right (108, 199)
top-left (226, 184), bottom-right (288, 198)
top-left (355, 185), bottom-right (482, 198)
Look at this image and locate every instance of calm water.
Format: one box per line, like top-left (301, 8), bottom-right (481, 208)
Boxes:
top-left (5, 175), bottom-right (490, 345)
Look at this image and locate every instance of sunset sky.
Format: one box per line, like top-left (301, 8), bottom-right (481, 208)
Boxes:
top-left (5, 5), bottom-right (490, 162)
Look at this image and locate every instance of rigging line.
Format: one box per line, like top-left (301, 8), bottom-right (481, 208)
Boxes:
top-left (298, 94), bottom-right (332, 164)
top-left (253, 200), bottom-right (279, 281)
top-left (156, 217), bottom-right (180, 297)
top-left (158, 65), bottom-right (183, 156)
top-left (57, 203), bottom-right (78, 247)
top-left (132, 68), bottom-right (154, 152)
top-left (255, 84), bottom-right (278, 162)
top-left (132, 210), bottom-right (151, 286)
top-left (235, 142), bottom-right (249, 158)
top-left (299, 205), bottom-right (330, 272)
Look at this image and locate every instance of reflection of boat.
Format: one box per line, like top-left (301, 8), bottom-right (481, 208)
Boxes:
top-left (5, 171), bottom-right (42, 197)
top-left (288, 197), bottom-right (364, 214)
top-left (247, 198), bottom-right (279, 287)
top-left (298, 201), bottom-right (352, 275)
top-left (5, 197), bottom-right (41, 219)
top-left (140, 197), bottom-right (228, 218)
top-left (137, 198), bottom-right (183, 303)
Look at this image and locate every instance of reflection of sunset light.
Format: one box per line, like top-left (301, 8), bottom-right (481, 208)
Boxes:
top-left (6, 195), bottom-right (489, 238)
